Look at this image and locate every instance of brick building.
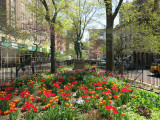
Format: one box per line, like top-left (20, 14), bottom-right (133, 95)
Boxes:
top-left (0, 0), bottom-right (66, 54)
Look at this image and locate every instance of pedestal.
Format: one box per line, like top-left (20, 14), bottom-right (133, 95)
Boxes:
top-left (74, 60), bottom-right (84, 69)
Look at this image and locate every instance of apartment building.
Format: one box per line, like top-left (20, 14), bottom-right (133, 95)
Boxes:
top-left (0, 0), bottom-right (49, 44)
top-left (0, 0), bottom-right (66, 65)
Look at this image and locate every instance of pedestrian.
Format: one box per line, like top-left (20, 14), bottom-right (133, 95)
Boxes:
top-left (31, 59), bottom-right (35, 74)
top-left (21, 62), bottom-right (26, 76)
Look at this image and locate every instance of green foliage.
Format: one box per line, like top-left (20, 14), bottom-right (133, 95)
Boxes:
top-left (75, 73), bottom-right (84, 81)
top-left (67, 0), bottom-right (102, 41)
top-left (9, 110), bottom-right (19, 120)
top-left (56, 48), bottom-right (75, 61)
top-left (131, 89), bottom-right (160, 109)
top-left (56, 65), bottom-right (73, 72)
top-left (126, 107), bottom-right (160, 120)
top-left (39, 105), bottom-right (78, 120)
top-left (120, 0), bottom-right (160, 54)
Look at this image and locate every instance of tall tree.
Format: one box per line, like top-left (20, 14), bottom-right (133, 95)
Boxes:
top-left (67, 0), bottom-right (102, 47)
top-left (120, 0), bottom-right (160, 54)
top-left (27, 0), bottom-right (72, 73)
top-left (133, 0), bottom-right (160, 54)
top-left (103, 0), bottom-right (123, 71)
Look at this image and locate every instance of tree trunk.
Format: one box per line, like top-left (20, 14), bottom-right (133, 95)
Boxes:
top-left (106, 19), bottom-right (114, 71)
top-left (50, 25), bottom-right (56, 73)
top-left (105, 0), bottom-right (123, 72)
top-left (120, 59), bottom-right (124, 75)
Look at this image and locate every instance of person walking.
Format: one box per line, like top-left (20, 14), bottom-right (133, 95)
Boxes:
top-left (21, 62), bottom-right (26, 76)
top-left (31, 59), bottom-right (35, 74)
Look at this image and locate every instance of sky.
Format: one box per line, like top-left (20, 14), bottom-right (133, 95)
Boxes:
top-left (82, 0), bottom-right (133, 42)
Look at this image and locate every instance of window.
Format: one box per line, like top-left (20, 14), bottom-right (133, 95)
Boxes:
top-left (29, 28), bottom-right (33, 33)
top-left (99, 32), bottom-right (103, 36)
top-left (30, 37), bottom-right (33, 41)
top-left (30, 12), bottom-right (33, 17)
top-left (21, 2), bottom-right (25, 10)
top-left (29, 18), bottom-right (33, 23)
top-left (11, 0), bottom-right (15, 3)
top-left (29, 0), bottom-right (32, 4)
top-left (21, 13), bottom-right (26, 20)
top-left (11, 6), bottom-right (15, 15)
top-left (11, 19), bottom-right (15, 27)
top-left (2, 37), bottom-right (6, 41)
top-left (21, 24), bottom-right (25, 30)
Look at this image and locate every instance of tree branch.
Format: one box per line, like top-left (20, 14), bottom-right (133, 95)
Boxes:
top-left (113, 0), bottom-right (123, 20)
top-left (39, 0), bottom-right (51, 23)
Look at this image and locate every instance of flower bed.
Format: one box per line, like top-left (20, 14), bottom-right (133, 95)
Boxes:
top-left (0, 65), bottom-right (160, 120)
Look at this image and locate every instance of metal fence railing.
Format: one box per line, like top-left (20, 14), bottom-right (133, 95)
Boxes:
top-left (1, 59), bottom-right (159, 87)
top-left (96, 60), bottom-right (159, 87)
top-left (125, 67), bottom-right (160, 87)
top-left (0, 60), bottom-right (75, 86)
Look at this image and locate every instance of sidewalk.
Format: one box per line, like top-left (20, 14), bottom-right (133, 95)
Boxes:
top-left (128, 74), bottom-right (160, 87)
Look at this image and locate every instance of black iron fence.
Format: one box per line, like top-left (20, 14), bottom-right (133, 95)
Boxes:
top-left (0, 60), bottom-right (75, 85)
top-left (1, 59), bottom-right (159, 87)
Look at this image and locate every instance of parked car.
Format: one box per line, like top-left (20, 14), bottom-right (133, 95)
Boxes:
top-left (151, 59), bottom-right (160, 66)
top-left (99, 59), bottom-right (106, 66)
top-left (115, 60), bottom-right (135, 70)
top-left (150, 59), bottom-right (160, 75)
top-left (90, 59), bottom-right (96, 65)
top-left (123, 60), bottom-right (135, 70)
top-left (99, 59), bottom-right (117, 66)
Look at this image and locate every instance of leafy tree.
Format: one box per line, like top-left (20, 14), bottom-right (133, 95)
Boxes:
top-left (120, 0), bottom-right (160, 54)
top-left (27, 0), bottom-right (72, 73)
top-left (88, 29), bottom-right (106, 59)
top-left (97, 0), bottom-right (124, 71)
top-left (113, 0), bottom-right (160, 74)
top-left (113, 25), bottom-right (134, 74)
top-left (67, 0), bottom-right (102, 50)
top-left (132, 0), bottom-right (160, 54)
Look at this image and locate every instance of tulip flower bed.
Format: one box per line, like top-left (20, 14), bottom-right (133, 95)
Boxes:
top-left (0, 65), bottom-right (160, 120)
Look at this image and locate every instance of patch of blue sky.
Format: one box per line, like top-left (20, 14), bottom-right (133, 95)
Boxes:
top-left (82, 0), bottom-right (133, 42)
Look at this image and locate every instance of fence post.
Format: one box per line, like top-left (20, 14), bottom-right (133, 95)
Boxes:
top-left (142, 54), bottom-right (144, 84)
top-left (142, 64), bottom-right (143, 84)
top-left (11, 66), bottom-right (12, 80)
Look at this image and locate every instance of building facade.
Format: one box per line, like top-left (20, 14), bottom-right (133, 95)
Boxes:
top-left (0, 0), bottom-right (66, 64)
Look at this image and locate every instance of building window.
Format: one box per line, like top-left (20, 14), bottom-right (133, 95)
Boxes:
top-left (2, 37), bottom-right (6, 41)
top-left (21, 2), bottom-right (25, 10)
top-left (21, 13), bottom-right (26, 20)
top-left (11, 0), bottom-right (15, 3)
top-left (30, 37), bottom-right (33, 41)
top-left (11, 19), bottom-right (15, 27)
top-left (99, 32), bottom-right (103, 36)
top-left (29, 0), bottom-right (32, 4)
top-left (30, 12), bottom-right (34, 17)
top-left (29, 28), bottom-right (33, 33)
top-left (29, 18), bottom-right (33, 23)
top-left (21, 24), bottom-right (25, 30)
top-left (11, 6), bottom-right (15, 15)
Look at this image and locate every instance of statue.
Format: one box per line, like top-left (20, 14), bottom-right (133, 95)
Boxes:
top-left (74, 39), bottom-right (83, 60)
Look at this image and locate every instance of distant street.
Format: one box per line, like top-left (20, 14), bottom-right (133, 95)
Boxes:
top-left (99, 65), bottom-right (160, 87)
top-left (126, 68), bottom-right (160, 87)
